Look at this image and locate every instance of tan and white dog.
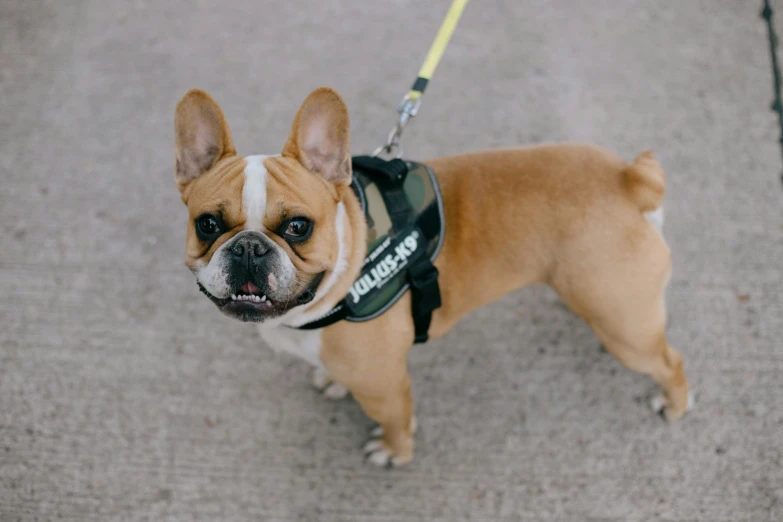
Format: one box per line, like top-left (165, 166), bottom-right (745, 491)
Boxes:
top-left (173, 87), bottom-right (690, 467)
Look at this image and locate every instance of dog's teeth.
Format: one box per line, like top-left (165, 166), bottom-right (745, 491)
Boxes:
top-left (233, 293), bottom-right (267, 303)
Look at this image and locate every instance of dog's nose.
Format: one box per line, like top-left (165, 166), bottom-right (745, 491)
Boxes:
top-left (230, 235), bottom-right (269, 259)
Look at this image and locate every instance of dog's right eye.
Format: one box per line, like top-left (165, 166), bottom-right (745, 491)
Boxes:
top-left (196, 214), bottom-right (221, 239)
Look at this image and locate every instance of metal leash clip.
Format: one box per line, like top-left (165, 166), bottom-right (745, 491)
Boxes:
top-left (372, 0), bottom-right (469, 159)
top-left (373, 93), bottom-right (422, 159)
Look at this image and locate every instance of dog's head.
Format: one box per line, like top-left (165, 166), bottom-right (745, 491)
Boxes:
top-left (173, 88), bottom-right (354, 323)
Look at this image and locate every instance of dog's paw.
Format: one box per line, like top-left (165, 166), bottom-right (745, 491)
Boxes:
top-left (362, 439), bottom-right (412, 468)
top-left (363, 419), bottom-right (416, 468)
top-left (369, 416), bottom-right (418, 438)
top-left (649, 393), bottom-right (667, 414)
top-left (322, 382), bottom-right (349, 400)
top-left (650, 392), bottom-right (694, 422)
top-left (311, 367), bottom-right (332, 390)
top-left (311, 367), bottom-right (349, 400)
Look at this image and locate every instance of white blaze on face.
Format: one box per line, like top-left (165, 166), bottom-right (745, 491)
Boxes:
top-left (242, 155), bottom-right (268, 231)
top-left (241, 154), bottom-right (298, 302)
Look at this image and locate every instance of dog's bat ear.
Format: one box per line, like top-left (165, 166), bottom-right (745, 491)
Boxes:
top-left (282, 87), bottom-right (351, 186)
top-left (173, 89), bottom-right (235, 191)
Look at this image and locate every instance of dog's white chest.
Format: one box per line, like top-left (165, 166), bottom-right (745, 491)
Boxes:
top-left (258, 325), bottom-right (322, 367)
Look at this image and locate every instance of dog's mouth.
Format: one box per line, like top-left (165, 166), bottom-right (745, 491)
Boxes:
top-left (229, 281), bottom-right (274, 305)
top-left (197, 274), bottom-right (324, 322)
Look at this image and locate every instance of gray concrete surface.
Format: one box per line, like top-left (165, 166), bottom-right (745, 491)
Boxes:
top-left (1, 0), bottom-right (782, 520)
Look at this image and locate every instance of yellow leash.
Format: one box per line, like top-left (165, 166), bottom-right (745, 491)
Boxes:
top-left (374, 0), bottom-right (470, 157)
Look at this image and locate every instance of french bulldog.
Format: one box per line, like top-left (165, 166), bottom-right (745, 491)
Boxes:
top-left (173, 87), bottom-right (690, 467)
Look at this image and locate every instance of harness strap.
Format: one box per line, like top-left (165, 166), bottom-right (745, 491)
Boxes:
top-left (353, 156), bottom-right (414, 230)
top-left (407, 202), bottom-right (441, 343)
top-left (409, 257), bottom-right (441, 343)
top-left (293, 301), bottom-right (350, 330)
top-left (353, 156), bottom-right (408, 184)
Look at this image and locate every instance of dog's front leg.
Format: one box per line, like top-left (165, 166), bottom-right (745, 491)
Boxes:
top-left (320, 332), bottom-right (416, 467)
top-left (319, 294), bottom-right (418, 467)
top-left (353, 370), bottom-right (415, 468)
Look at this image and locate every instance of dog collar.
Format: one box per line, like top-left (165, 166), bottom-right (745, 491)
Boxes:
top-left (294, 156), bottom-right (445, 343)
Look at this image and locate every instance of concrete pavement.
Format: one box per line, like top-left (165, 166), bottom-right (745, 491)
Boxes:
top-left (1, 1), bottom-right (782, 520)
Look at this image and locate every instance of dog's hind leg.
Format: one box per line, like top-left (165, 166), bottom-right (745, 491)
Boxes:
top-left (587, 312), bottom-right (690, 422)
top-left (551, 223), bottom-right (690, 421)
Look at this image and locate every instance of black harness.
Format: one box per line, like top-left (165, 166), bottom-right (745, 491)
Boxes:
top-left (295, 156), bottom-right (444, 343)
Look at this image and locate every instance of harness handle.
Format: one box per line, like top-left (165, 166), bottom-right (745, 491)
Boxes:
top-left (373, 0), bottom-right (470, 158)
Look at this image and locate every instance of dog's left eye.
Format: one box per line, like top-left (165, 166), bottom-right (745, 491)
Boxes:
top-left (282, 217), bottom-right (312, 241)
top-left (196, 214), bottom-right (221, 239)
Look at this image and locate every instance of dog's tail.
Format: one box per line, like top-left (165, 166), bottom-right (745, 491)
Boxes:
top-left (622, 150), bottom-right (665, 213)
